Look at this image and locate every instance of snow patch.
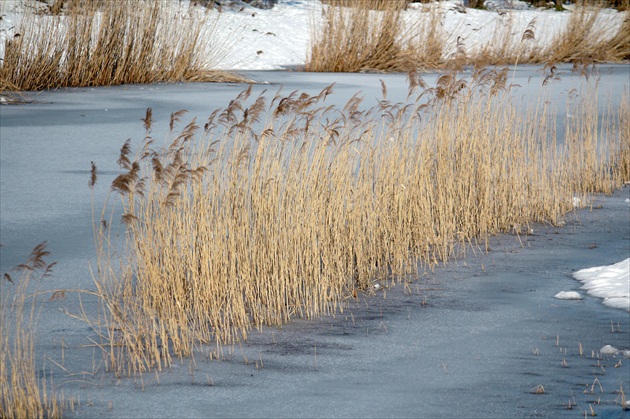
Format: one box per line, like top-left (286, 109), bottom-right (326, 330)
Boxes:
top-left (573, 259), bottom-right (630, 312)
top-left (600, 344), bottom-right (619, 355)
top-left (554, 291), bottom-right (582, 300)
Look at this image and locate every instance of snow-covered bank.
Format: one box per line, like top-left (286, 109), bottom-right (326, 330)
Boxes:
top-left (573, 258), bottom-right (630, 312)
top-left (207, 0), bottom-right (626, 70)
top-left (1, 1), bottom-right (626, 71)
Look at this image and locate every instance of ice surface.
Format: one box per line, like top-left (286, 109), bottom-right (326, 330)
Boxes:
top-left (1, 1), bottom-right (629, 415)
top-left (1, 70), bottom-right (629, 418)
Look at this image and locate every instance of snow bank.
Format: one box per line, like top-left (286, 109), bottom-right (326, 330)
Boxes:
top-left (573, 259), bottom-right (630, 312)
top-left (2, 0), bottom-right (626, 71)
top-left (205, 0), bottom-right (626, 70)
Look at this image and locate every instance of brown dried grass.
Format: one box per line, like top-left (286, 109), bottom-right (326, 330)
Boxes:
top-left (321, 0), bottom-right (411, 10)
top-left (86, 70), bottom-right (628, 376)
top-left (459, 4), bottom-right (629, 66)
top-left (544, 5), bottom-right (628, 63)
top-left (307, 0), bottom-right (420, 72)
top-left (307, 1), bottom-right (629, 72)
top-left (1, 243), bottom-right (63, 419)
top-left (0, 0), bottom-right (242, 91)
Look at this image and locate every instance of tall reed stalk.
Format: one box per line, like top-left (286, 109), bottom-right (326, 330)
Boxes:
top-left (1, 244), bottom-right (63, 419)
top-left (87, 69), bottom-right (629, 376)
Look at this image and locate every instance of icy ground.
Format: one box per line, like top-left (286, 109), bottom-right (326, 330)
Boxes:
top-left (1, 68), bottom-right (629, 417)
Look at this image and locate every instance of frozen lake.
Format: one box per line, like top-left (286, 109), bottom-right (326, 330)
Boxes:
top-left (1, 66), bottom-right (629, 418)
top-left (2, 64), bottom-right (628, 270)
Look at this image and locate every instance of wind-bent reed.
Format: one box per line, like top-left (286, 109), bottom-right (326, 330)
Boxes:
top-left (90, 69), bottom-right (628, 376)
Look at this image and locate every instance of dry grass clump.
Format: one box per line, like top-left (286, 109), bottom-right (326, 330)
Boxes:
top-left (562, 82), bottom-right (630, 193)
top-left (0, 79), bottom-right (29, 104)
top-left (601, 10), bottom-right (630, 60)
top-left (308, 0), bottom-right (444, 72)
top-left (471, 15), bottom-right (537, 66)
top-left (307, 0), bottom-right (420, 72)
top-left (87, 69), bottom-right (628, 375)
top-left (307, 1), bottom-right (629, 72)
top-left (320, 0), bottom-right (411, 10)
top-left (610, 87), bottom-right (630, 182)
top-left (0, 243), bottom-right (63, 419)
top-left (455, 4), bottom-right (629, 66)
top-left (407, 4), bottom-right (446, 69)
top-left (543, 5), bottom-right (629, 63)
top-left (0, 0), bottom-right (241, 91)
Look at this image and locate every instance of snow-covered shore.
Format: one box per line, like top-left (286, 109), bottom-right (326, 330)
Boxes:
top-left (209, 0), bottom-right (626, 71)
top-left (1, 0), bottom-right (626, 71)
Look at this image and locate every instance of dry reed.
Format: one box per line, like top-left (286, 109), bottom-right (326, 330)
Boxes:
top-left (0, 0), bottom-right (243, 91)
top-left (307, 0), bottom-right (419, 72)
top-left (321, 0), bottom-right (411, 10)
top-left (543, 5), bottom-right (628, 63)
top-left (307, 1), bottom-right (629, 72)
top-left (0, 243), bottom-right (63, 419)
top-left (454, 4), bottom-right (629, 66)
top-left (86, 69), bottom-right (628, 376)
